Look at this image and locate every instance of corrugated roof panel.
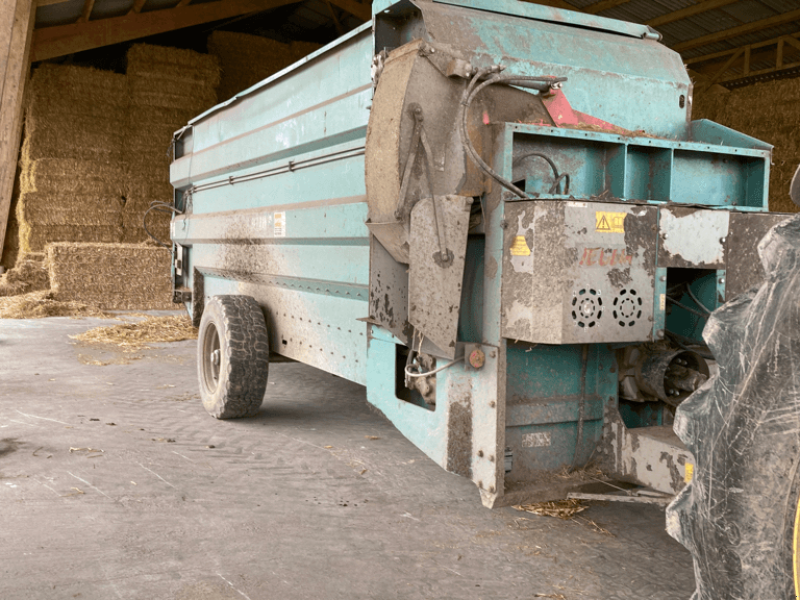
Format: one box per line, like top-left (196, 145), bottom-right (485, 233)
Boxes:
top-left (720, 0), bottom-right (779, 22)
top-left (36, 0), bottom-right (90, 27)
top-left (561, 0), bottom-right (595, 9)
top-left (757, 0), bottom-right (800, 11)
top-left (681, 8), bottom-right (749, 35)
top-left (655, 19), bottom-right (709, 45)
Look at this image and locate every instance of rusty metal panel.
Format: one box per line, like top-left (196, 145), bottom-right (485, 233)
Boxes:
top-left (501, 200), bottom-right (657, 345)
top-left (408, 195), bottom-right (472, 357)
top-left (725, 211), bottom-right (794, 300)
top-left (657, 206), bottom-right (729, 269)
top-left (368, 234), bottom-right (410, 344)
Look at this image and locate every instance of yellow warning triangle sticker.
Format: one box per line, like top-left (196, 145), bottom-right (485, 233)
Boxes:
top-left (509, 236), bottom-right (531, 256)
top-left (596, 214), bottom-right (611, 232)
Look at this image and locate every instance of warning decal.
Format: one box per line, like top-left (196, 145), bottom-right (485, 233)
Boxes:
top-left (274, 212), bottom-right (286, 238)
top-left (595, 211), bottom-right (626, 234)
top-left (510, 235), bottom-right (531, 256)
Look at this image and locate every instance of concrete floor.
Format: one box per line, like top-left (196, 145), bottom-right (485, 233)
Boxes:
top-left (0, 315), bottom-right (695, 600)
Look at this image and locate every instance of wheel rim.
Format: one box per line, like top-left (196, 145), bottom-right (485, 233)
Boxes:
top-left (202, 322), bottom-right (221, 394)
top-left (794, 492), bottom-right (800, 597)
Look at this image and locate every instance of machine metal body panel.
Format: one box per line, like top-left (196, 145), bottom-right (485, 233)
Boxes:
top-left (170, 0), bottom-right (781, 508)
top-left (501, 200), bottom-right (657, 345)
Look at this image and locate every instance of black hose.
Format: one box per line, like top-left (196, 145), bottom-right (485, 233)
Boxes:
top-left (667, 296), bottom-right (709, 320)
top-left (686, 284), bottom-right (713, 315)
top-left (143, 201), bottom-right (182, 248)
top-left (459, 70), bottom-right (567, 199)
top-left (549, 172), bottom-right (570, 195)
top-left (513, 152), bottom-right (570, 195)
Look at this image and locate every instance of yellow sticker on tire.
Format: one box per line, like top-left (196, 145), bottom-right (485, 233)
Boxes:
top-left (684, 463), bottom-right (694, 483)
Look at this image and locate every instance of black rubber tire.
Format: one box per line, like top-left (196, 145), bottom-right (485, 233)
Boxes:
top-left (666, 216), bottom-right (800, 599)
top-left (197, 295), bottom-right (270, 419)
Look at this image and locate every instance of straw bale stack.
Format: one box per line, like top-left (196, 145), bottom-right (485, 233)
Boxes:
top-left (124, 44), bottom-right (219, 245)
top-left (208, 31), bottom-right (321, 101)
top-left (47, 242), bottom-right (174, 310)
top-left (16, 64), bottom-right (128, 254)
top-left (23, 64), bottom-right (127, 165)
top-left (693, 76), bottom-right (800, 213)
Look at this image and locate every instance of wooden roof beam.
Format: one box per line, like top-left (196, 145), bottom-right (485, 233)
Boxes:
top-left (647, 0), bottom-right (738, 29)
top-left (32, 0), bottom-right (301, 61)
top-left (685, 31), bottom-right (800, 66)
top-left (76, 0), bottom-right (95, 22)
top-left (673, 7), bottom-right (800, 53)
top-left (325, 0), bottom-right (370, 21)
top-left (129, 0), bottom-right (148, 15)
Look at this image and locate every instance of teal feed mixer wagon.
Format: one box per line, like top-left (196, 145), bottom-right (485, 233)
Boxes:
top-left (168, 0), bottom-right (785, 508)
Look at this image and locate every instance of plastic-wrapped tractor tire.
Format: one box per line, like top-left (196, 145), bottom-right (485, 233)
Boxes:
top-left (666, 215), bottom-right (800, 599)
top-left (197, 295), bottom-right (270, 419)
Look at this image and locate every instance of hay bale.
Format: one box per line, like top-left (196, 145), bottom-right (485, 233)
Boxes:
top-left (123, 44), bottom-right (219, 243)
top-left (47, 242), bottom-right (174, 310)
top-left (19, 223), bottom-right (123, 253)
top-left (291, 41), bottom-right (322, 57)
top-left (0, 253), bottom-right (49, 297)
top-left (126, 44), bottom-right (220, 113)
top-left (208, 31), bottom-right (320, 101)
top-left (23, 64), bottom-right (127, 171)
top-left (17, 192), bottom-right (124, 227)
top-left (20, 159), bottom-right (125, 197)
top-left (28, 64), bottom-right (128, 108)
top-left (127, 43), bottom-right (221, 79)
top-left (128, 75), bottom-right (218, 112)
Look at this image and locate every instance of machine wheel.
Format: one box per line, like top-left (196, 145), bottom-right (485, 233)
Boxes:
top-left (197, 295), bottom-right (270, 419)
top-left (666, 216), bottom-right (800, 599)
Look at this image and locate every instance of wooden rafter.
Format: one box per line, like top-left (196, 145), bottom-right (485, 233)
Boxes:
top-left (325, 0), bottom-right (345, 35)
top-left (129, 0), bottom-right (148, 15)
top-left (673, 8), bottom-right (800, 53)
top-left (685, 31), bottom-right (800, 66)
top-left (176, 0), bottom-right (192, 6)
top-left (687, 32), bottom-right (800, 86)
top-left (703, 48), bottom-right (743, 87)
top-left (77, 0), bottom-right (95, 23)
top-left (32, 0), bottom-right (302, 61)
top-left (583, 0), bottom-right (630, 15)
top-left (325, 0), bottom-right (370, 21)
top-left (647, 0), bottom-right (738, 28)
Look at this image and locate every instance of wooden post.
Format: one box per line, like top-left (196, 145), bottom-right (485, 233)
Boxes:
top-left (0, 0), bottom-right (35, 265)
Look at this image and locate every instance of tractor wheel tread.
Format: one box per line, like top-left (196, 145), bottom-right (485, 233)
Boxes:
top-left (197, 295), bottom-right (270, 419)
top-left (667, 216), bottom-right (800, 599)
